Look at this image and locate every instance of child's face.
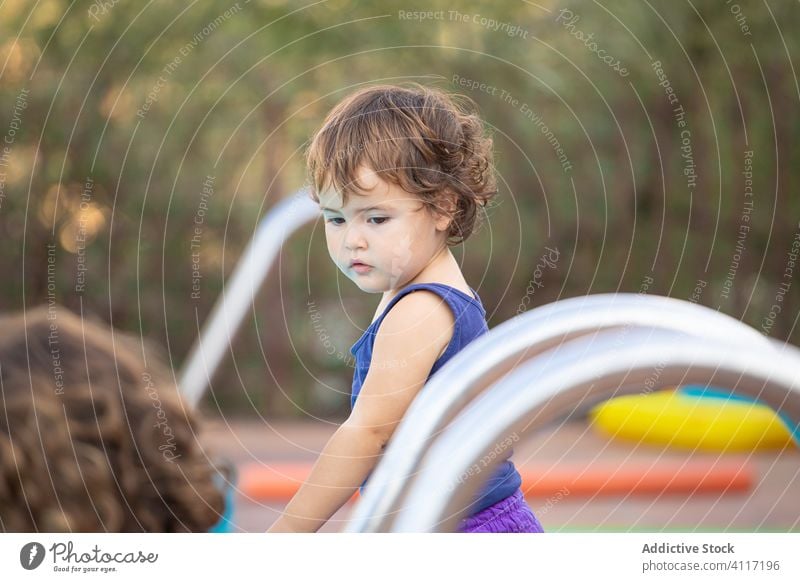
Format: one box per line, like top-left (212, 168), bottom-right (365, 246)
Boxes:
top-left (318, 165), bottom-right (451, 294)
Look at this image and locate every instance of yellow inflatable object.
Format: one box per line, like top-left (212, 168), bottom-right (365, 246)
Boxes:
top-left (590, 390), bottom-right (796, 452)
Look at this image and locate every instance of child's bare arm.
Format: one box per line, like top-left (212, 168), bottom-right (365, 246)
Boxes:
top-left (267, 291), bottom-right (455, 532)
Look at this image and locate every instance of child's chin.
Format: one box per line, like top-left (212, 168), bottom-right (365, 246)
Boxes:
top-left (353, 278), bottom-right (385, 293)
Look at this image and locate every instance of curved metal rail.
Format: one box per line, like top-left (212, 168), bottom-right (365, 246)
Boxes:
top-left (390, 327), bottom-right (800, 531)
top-left (346, 294), bottom-right (777, 532)
top-left (178, 191), bottom-right (319, 406)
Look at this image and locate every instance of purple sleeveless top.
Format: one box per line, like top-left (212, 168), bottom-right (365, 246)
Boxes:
top-left (349, 282), bottom-right (522, 515)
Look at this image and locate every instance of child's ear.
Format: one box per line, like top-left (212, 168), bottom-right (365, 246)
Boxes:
top-left (433, 192), bottom-right (457, 232)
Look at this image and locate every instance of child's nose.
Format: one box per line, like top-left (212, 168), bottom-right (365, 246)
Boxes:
top-left (344, 224), bottom-right (367, 250)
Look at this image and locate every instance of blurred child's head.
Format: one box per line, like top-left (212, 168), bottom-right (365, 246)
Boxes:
top-left (0, 306), bottom-right (224, 532)
top-left (306, 83), bottom-right (497, 293)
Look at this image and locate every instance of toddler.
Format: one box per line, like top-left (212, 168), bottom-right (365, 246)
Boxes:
top-left (269, 84), bottom-right (543, 533)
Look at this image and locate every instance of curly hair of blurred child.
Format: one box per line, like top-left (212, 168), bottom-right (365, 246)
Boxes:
top-left (0, 306), bottom-right (225, 532)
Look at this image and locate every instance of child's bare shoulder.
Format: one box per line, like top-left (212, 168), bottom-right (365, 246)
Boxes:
top-left (350, 290), bottom-right (458, 434)
top-left (375, 289), bottom-right (455, 353)
top-left (385, 288), bottom-right (455, 327)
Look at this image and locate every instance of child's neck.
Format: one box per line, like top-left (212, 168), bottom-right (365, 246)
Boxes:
top-left (381, 247), bottom-right (468, 303)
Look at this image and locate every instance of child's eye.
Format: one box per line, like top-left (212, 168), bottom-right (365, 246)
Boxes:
top-left (368, 217), bottom-right (389, 225)
top-left (325, 217), bottom-right (345, 226)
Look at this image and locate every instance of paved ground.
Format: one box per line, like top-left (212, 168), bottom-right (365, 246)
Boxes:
top-left (201, 418), bottom-right (800, 533)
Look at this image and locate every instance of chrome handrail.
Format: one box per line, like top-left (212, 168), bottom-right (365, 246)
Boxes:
top-left (178, 191), bottom-right (318, 406)
top-left (346, 294), bottom-right (775, 532)
top-left (390, 327), bottom-right (800, 531)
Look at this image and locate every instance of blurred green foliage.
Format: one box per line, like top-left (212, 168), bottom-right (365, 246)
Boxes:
top-left (1, 0), bottom-right (798, 419)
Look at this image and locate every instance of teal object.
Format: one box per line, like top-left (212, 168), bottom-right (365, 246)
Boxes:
top-left (681, 384), bottom-right (800, 446)
top-left (209, 463), bottom-right (237, 533)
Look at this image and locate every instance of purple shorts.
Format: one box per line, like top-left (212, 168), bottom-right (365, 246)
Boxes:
top-left (457, 489), bottom-right (544, 533)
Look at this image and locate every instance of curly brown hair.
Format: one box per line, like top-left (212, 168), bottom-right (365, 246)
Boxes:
top-left (306, 83), bottom-right (498, 245)
top-left (0, 306), bottom-right (224, 532)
